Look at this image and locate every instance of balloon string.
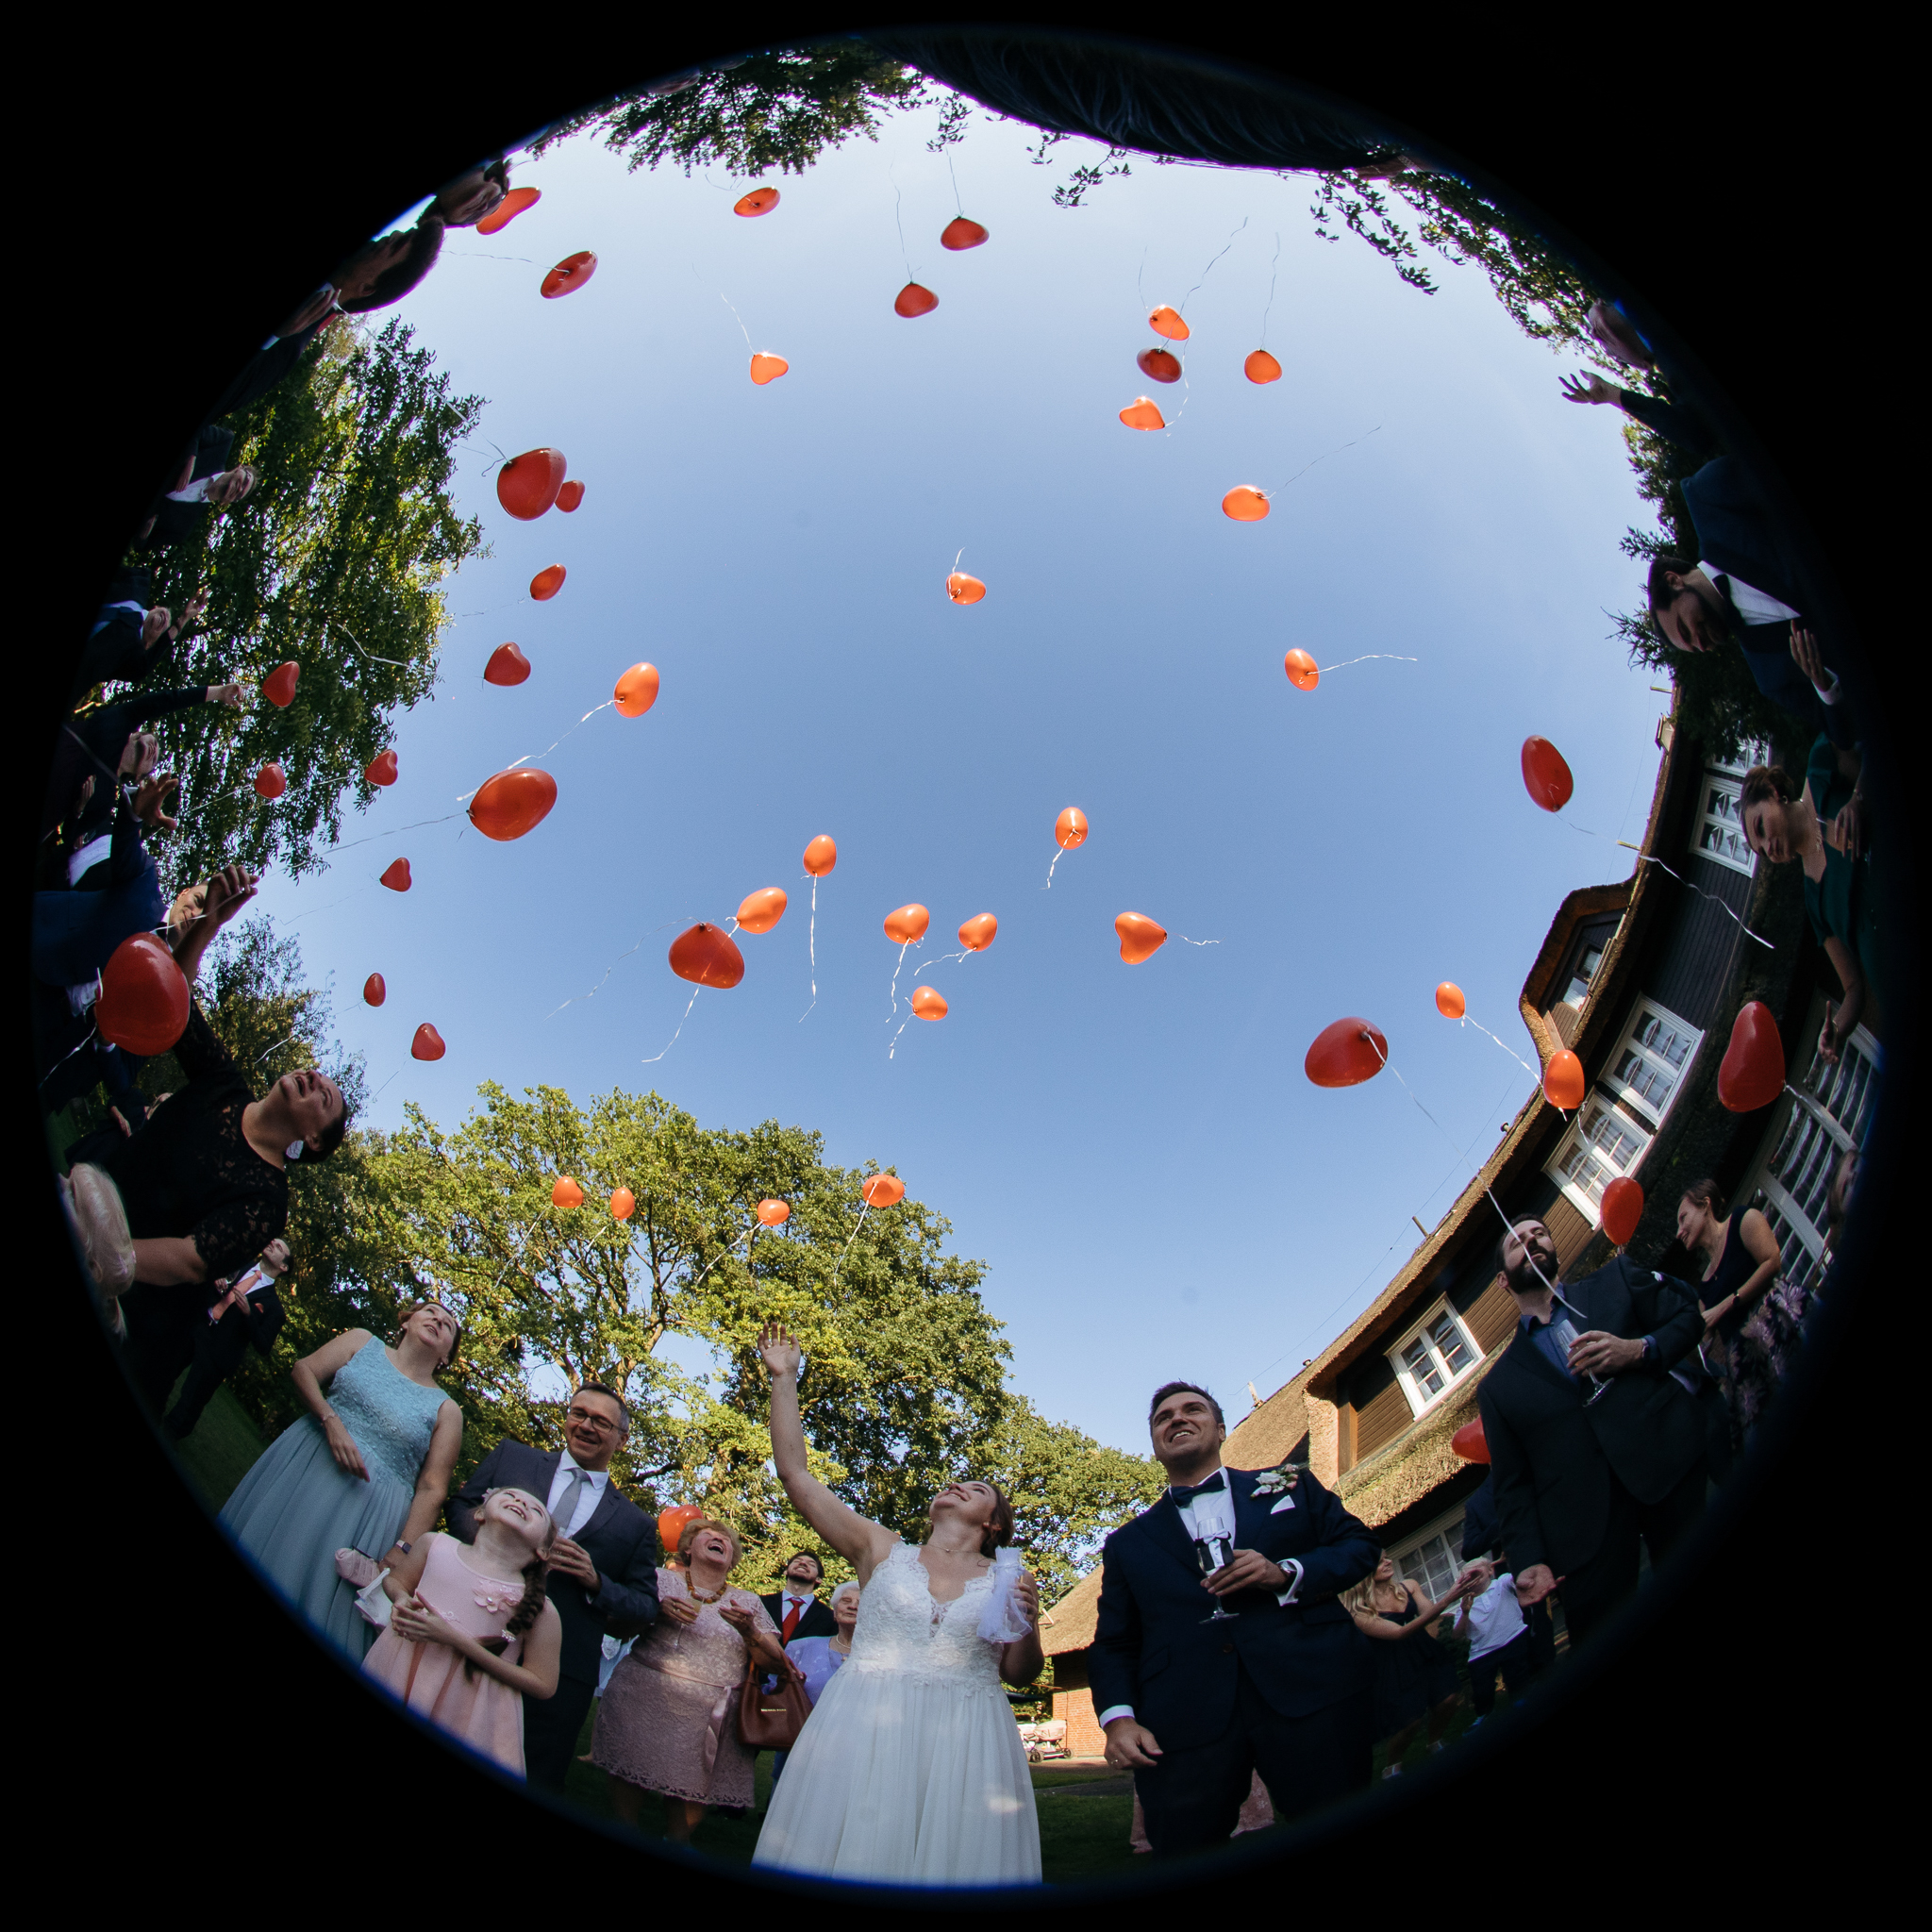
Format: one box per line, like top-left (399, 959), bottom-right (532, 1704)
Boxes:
top-left (834, 1197), bottom-right (874, 1283)
top-left (1259, 231), bottom-right (1281, 348)
top-left (893, 179), bottom-right (913, 279)
top-left (1461, 1013), bottom-right (1540, 1080)
top-left (887, 938), bottom-right (917, 1021)
top-left (1315, 654), bottom-right (1419, 675)
top-left (716, 286), bottom-right (754, 353)
top-left (333, 622), bottom-right (410, 669)
top-left (546, 921), bottom-right (678, 1018)
top-left (685, 1221), bottom-right (758, 1294)
top-left (914, 950), bottom-right (972, 980)
top-left (887, 1014), bottom-right (912, 1059)
top-left (456, 700), bottom-right (614, 801)
top-left (319, 813), bottom-right (463, 860)
top-left (1179, 936), bottom-right (1221, 946)
top-left (1044, 846), bottom-right (1065, 890)
top-left (641, 984), bottom-right (700, 1064)
top-left (1265, 424), bottom-right (1382, 497)
top-left (1624, 848), bottom-right (1776, 951)
top-left (799, 874), bottom-right (819, 1023)
top-left (1178, 214), bottom-right (1247, 313)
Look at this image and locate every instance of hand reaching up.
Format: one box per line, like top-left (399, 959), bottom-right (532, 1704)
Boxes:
top-left (757, 1321), bottom-right (802, 1380)
top-left (134, 771), bottom-right (179, 832)
top-left (1559, 371), bottom-right (1619, 407)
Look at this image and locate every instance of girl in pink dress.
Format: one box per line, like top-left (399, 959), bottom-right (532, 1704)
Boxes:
top-left (361, 1488), bottom-right (563, 1776)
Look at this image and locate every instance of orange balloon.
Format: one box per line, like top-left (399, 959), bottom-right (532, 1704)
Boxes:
top-left (860, 1174), bottom-right (906, 1208)
top-left (669, 923), bottom-right (745, 989)
top-left (475, 185), bottom-right (540, 235)
top-left (958, 913), bottom-right (997, 951)
top-left (1119, 396), bottom-right (1165, 430)
top-left (1521, 736), bottom-right (1575, 812)
top-left (365, 749), bottom-right (398, 786)
top-left (657, 1502), bottom-right (706, 1556)
top-left (1600, 1176), bottom-right (1644, 1247)
top-left (1435, 981), bottom-right (1466, 1020)
top-left (1305, 1017), bottom-right (1389, 1088)
top-left (802, 835), bottom-right (838, 876)
top-left (894, 281), bottom-right (939, 318)
top-left (552, 1175), bottom-right (585, 1209)
top-left (1137, 347), bottom-right (1181, 384)
top-left (262, 661), bottom-right (300, 708)
top-left (1055, 807), bottom-right (1089, 850)
top-left (614, 663), bottom-right (659, 717)
top-left (254, 762), bottom-right (286, 800)
top-left (1451, 1416), bottom-right (1490, 1463)
top-left (1283, 649), bottom-right (1319, 691)
top-left (756, 1198), bottom-right (791, 1226)
top-left (411, 1023), bottom-right (446, 1061)
top-left (941, 216), bottom-right (989, 250)
top-left (529, 565), bottom-right (566, 601)
top-left (496, 447), bottom-right (565, 520)
top-left (1222, 486), bottom-right (1270, 522)
top-left (363, 973), bottom-right (386, 1007)
top-left (749, 353), bottom-right (789, 385)
top-left (1148, 305), bottom-right (1190, 341)
top-left (609, 1188), bottom-right (636, 1221)
top-left (485, 642), bottom-right (531, 686)
top-left (883, 904), bottom-right (930, 944)
top-left (555, 480), bottom-right (586, 512)
top-left (94, 934), bottom-right (190, 1057)
top-left (910, 985), bottom-right (948, 1020)
top-left (946, 572), bottom-right (986, 605)
top-left (1115, 911), bottom-right (1167, 964)
top-left (380, 858), bottom-right (412, 891)
top-left (736, 887), bottom-right (788, 934)
top-left (468, 768), bottom-right (558, 841)
top-left (1543, 1048), bottom-right (1586, 1110)
top-left (1244, 348), bottom-right (1283, 383)
top-left (734, 186), bottom-right (780, 216)
top-left (541, 250), bottom-right (596, 298)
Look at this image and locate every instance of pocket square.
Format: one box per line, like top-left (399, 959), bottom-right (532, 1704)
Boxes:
top-left (1271, 1495), bottom-right (1296, 1514)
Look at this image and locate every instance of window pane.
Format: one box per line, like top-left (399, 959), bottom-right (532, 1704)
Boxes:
top-left (1402, 1333), bottom-right (1444, 1398)
top-left (1430, 1313), bottom-right (1472, 1374)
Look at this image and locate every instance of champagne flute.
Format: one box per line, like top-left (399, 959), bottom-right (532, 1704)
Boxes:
top-left (1196, 1535), bottom-right (1240, 1624)
top-left (1547, 1309), bottom-right (1611, 1405)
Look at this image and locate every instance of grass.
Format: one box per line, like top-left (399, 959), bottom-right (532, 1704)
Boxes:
top-left (168, 1377), bottom-right (270, 1514)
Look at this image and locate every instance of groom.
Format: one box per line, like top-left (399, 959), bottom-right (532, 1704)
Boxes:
top-left (1091, 1382), bottom-right (1381, 1854)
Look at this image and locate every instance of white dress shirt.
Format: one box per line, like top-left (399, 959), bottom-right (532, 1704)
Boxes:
top-left (1701, 559), bottom-right (1841, 702)
top-left (1097, 1467), bottom-right (1304, 1730)
top-left (777, 1588), bottom-right (818, 1630)
top-left (544, 1453), bottom-right (608, 1537)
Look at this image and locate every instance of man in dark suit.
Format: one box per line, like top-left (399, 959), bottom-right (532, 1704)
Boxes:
top-left (1091, 1381), bottom-right (1384, 1856)
top-left (447, 1384), bottom-right (660, 1790)
top-left (1478, 1219), bottom-right (1707, 1648)
top-left (760, 1552), bottom-right (838, 1642)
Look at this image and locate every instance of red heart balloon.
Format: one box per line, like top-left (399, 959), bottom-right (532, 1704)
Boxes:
top-left (941, 216), bottom-right (989, 250)
top-left (1521, 736), bottom-right (1575, 813)
top-left (254, 762), bottom-right (286, 800)
top-left (1451, 1417), bottom-right (1490, 1463)
top-left (467, 768), bottom-right (558, 841)
top-left (411, 1023), bottom-right (446, 1060)
top-left (1718, 1001), bottom-right (1785, 1112)
top-left (1304, 1016), bottom-right (1389, 1088)
top-left (529, 565), bottom-right (566, 602)
top-left (365, 749), bottom-right (398, 786)
top-left (95, 933), bottom-right (190, 1056)
top-left (541, 250), bottom-right (596, 298)
top-left (1137, 346), bottom-right (1181, 384)
top-left (669, 923), bottom-right (745, 989)
top-left (1600, 1175), bottom-right (1644, 1247)
top-left (485, 642), bottom-right (531, 686)
top-left (262, 661), bottom-right (300, 708)
top-left (555, 480), bottom-right (585, 511)
top-left (495, 447), bottom-right (565, 521)
top-left (893, 281), bottom-right (939, 318)
top-left (380, 858), bottom-right (412, 891)
top-left (363, 973), bottom-right (386, 1007)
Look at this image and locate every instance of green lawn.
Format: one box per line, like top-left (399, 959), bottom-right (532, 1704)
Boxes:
top-left (168, 1377), bottom-right (270, 1514)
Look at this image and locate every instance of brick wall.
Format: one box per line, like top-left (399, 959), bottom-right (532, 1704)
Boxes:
top-left (1053, 1684), bottom-right (1107, 1757)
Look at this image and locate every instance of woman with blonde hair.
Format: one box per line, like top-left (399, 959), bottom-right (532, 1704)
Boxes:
top-left (590, 1517), bottom-right (791, 1843)
top-left (222, 1300), bottom-right (463, 1657)
top-left (1344, 1553), bottom-right (1486, 1776)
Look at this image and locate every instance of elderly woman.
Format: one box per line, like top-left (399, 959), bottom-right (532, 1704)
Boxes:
top-left (1740, 742), bottom-right (1879, 1063)
top-left (591, 1518), bottom-right (790, 1843)
top-left (769, 1579), bottom-right (861, 1787)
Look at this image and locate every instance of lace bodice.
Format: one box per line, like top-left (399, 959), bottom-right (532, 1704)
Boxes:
top-left (326, 1337), bottom-right (450, 1488)
top-left (843, 1542), bottom-right (1004, 1694)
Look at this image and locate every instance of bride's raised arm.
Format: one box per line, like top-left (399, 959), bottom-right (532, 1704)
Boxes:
top-left (757, 1322), bottom-right (898, 1583)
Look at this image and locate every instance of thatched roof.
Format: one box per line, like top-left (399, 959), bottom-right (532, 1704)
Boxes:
top-left (1041, 1561), bottom-right (1104, 1656)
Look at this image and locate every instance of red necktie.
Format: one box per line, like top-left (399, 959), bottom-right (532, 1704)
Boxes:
top-left (782, 1598), bottom-right (802, 1640)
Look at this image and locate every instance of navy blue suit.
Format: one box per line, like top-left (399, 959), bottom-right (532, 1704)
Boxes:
top-left (1091, 1464), bottom-right (1379, 1850)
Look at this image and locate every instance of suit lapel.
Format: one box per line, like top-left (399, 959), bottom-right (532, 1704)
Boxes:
top-left (575, 1473), bottom-right (625, 1546)
top-left (1228, 1467), bottom-right (1268, 1547)
top-left (1508, 1324), bottom-right (1581, 1399)
top-left (1139, 1492), bottom-right (1202, 1580)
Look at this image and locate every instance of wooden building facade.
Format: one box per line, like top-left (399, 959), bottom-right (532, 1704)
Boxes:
top-left (1042, 694), bottom-right (1882, 1737)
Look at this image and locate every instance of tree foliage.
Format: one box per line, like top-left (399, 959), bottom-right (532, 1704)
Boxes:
top-left (136, 317), bottom-right (486, 886)
top-left (529, 46), bottom-right (927, 178)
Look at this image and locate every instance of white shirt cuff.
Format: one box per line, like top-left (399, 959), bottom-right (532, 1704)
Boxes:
top-left (1275, 1557), bottom-right (1304, 1606)
top-left (1814, 670), bottom-right (1841, 702)
top-left (1097, 1705), bottom-right (1136, 1727)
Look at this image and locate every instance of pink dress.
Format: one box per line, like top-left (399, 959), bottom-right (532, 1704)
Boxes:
top-left (591, 1570), bottom-right (777, 1806)
top-left (361, 1533), bottom-right (531, 1776)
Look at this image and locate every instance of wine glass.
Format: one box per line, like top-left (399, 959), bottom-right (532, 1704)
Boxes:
top-left (1548, 1309), bottom-right (1610, 1405)
top-left (1195, 1535), bottom-right (1240, 1624)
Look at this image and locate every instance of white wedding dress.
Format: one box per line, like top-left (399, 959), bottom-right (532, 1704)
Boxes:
top-left (753, 1541), bottom-right (1042, 1886)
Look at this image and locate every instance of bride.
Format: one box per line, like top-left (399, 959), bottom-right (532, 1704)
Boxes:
top-left (751, 1322), bottom-right (1044, 1886)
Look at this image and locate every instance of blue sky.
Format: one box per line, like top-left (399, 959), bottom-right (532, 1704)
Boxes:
top-left (259, 105), bottom-right (1667, 1455)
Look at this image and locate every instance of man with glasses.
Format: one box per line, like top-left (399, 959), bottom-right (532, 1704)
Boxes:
top-left (448, 1384), bottom-right (661, 1790)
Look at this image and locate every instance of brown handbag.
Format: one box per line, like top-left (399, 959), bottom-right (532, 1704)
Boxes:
top-left (737, 1656), bottom-right (811, 1749)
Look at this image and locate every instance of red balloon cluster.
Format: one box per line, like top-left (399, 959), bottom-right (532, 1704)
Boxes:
top-left (468, 769), bottom-right (558, 842)
top-left (541, 251), bottom-right (596, 298)
top-left (496, 448), bottom-right (566, 520)
top-left (670, 923), bottom-right (745, 989)
top-left (1305, 1017), bottom-right (1389, 1088)
top-left (96, 934), bottom-right (190, 1056)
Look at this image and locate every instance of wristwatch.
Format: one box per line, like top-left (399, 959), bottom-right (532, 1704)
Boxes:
top-left (391, 1541), bottom-right (413, 1557)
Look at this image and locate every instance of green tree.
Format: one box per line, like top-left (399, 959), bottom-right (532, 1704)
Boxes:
top-left (134, 316), bottom-right (487, 887)
top-left (530, 45), bottom-right (927, 178)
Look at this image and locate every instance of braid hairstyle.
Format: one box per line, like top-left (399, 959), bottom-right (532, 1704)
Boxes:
top-left (465, 1498), bottom-right (558, 1675)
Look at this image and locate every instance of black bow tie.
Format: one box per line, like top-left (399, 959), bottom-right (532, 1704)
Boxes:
top-left (1171, 1472), bottom-right (1226, 1504)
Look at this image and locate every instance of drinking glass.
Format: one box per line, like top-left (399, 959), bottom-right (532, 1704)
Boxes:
top-left (1548, 1311), bottom-right (1611, 1405)
top-left (1196, 1534), bottom-right (1240, 1624)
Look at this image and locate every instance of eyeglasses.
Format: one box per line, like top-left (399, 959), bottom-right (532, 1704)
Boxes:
top-left (565, 1407), bottom-right (620, 1433)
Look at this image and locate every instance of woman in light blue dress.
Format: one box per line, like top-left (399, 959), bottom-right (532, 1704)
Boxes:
top-left (222, 1301), bottom-right (463, 1657)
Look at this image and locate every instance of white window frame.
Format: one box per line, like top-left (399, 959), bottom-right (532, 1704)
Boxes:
top-left (1734, 994), bottom-right (1880, 1296)
top-left (1391, 1504), bottom-right (1471, 1601)
top-left (1690, 770), bottom-right (1757, 877)
top-left (1388, 1299), bottom-right (1483, 1419)
top-left (1600, 996), bottom-right (1704, 1129)
top-left (1545, 1093), bottom-right (1653, 1224)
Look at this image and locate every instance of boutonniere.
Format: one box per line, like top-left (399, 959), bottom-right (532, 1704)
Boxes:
top-left (1251, 1462), bottom-right (1303, 1498)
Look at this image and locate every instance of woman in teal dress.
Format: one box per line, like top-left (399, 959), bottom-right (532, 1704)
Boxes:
top-left (1740, 740), bottom-right (1878, 1064)
top-left (222, 1301), bottom-right (463, 1657)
